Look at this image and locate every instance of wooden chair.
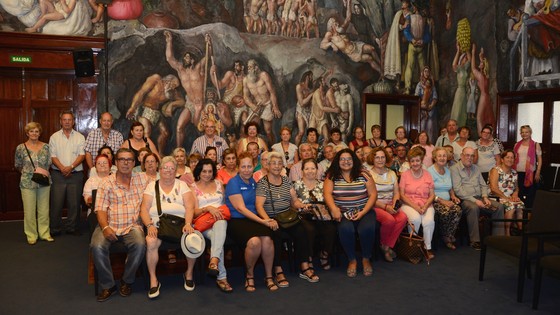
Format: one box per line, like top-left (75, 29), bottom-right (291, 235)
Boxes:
top-left (479, 190), bottom-right (560, 303)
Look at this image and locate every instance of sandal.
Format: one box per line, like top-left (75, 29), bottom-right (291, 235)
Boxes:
top-left (299, 267), bottom-right (319, 283)
top-left (319, 252), bottom-right (331, 270)
top-left (216, 279), bottom-right (233, 293)
top-left (346, 261), bottom-right (357, 278)
top-left (207, 259), bottom-right (219, 277)
top-left (265, 277), bottom-right (279, 291)
top-left (274, 271), bottom-right (290, 288)
top-left (445, 242), bottom-right (456, 250)
top-left (244, 276), bottom-right (256, 293)
top-left (363, 259), bottom-right (373, 277)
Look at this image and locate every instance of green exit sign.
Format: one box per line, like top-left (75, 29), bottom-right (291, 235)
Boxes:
top-left (10, 55), bottom-right (32, 63)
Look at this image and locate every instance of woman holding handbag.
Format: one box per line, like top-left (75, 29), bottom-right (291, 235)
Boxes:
top-left (190, 159), bottom-right (232, 292)
top-left (399, 147), bottom-right (436, 259)
top-left (368, 147), bottom-right (407, 262)
top-left (324, 148), bottom-right (377, 277)
top-left (14, 122), bottom-right (53, 245)
top-left (139, 156), bottom-right (196, 298)
top-left (293, 158), bottom-right (337, 270)
top-left (225, 152), bottom-right (276, 292)
top-left (256, 152), bottom-right (319, 284)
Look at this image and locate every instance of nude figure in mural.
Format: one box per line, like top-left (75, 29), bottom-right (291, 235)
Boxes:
top-left (211, 60), bottom-right (248, 136)
top-left (266, 0), bottom-right (281, 35)
top-left (471, 44), bottom-right (495, 134)
top-left (164, 30), bottom-right (212, 148)
top-left (309, 77), bottom-right (340, 145)
top-left (281, 0), bottom-right (293, 36)
top-left (247, 0), bottom-right (265, 33)
top-left (243, 59), bottom-right (282, 145)
top-left (287, 0), bottom-right (301, 37)
top-left (449, 41), bottom-right (471, 127)
top-left (325, 78), bottom-right (343, 137)
top-left (25, 0), bottom-right (76, 33)
top-left (87, 0), bottom-right (103, 23)
top-left (294, 71), bottom-right (315, 145)
top-left (300, 0), bottom-right (319, 39)
top-left (320, 17), bottom-right (381, 73)
top-left (334, 83), bottom-right (353, 142)
top-left (126, 74), bottom-right (184, 154)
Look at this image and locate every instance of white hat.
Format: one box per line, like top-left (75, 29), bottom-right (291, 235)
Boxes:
top-left (181, 230), bottom-right (206, 259)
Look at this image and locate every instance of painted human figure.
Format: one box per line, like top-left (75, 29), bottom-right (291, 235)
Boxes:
top-left (294, 71), bottom-right (316, 145)
top-left (126, 74), bottom-right (183, 155)
top-left (384, 0), bottom-right (411, 84)
top-left (450, 41), bottom-right (471, 127)
top-left (243, 59), bottom-right (282, 145)
top-left (320, 17), bottom-right (381, 73)
top-left (164, 31), bottom-right (212, 148)
top-left (334, 83), bottom-right (354, 142)
top-left (414, 66), bottom-right (437, 141)
top-left (402, 0), bottom-right (431, 94)
top-left (300, 0), bottom-right (319, 39)
top-left (471, 44), bottom-right (496, 134)
top-left (211, 60), bottom-right (248, 136)
top-left (309, 77), bottom-right (341, 145)
top-left (87, 0), bottom-right (103, 23)
top-left (25, 0), bottom-right (76, 33)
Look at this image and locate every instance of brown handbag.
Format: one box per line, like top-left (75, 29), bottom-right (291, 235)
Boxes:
top-left (394, 222), bottom-right (431, 265)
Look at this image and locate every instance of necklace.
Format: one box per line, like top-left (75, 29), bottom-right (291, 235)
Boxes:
top-left (412, 169), bottom-right (423, 179)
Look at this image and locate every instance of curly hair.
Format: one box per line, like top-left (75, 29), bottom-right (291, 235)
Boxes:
top-left (193, 158), bottom-right (217, 181)
top-left (326, 148), bottom-right (362, 181)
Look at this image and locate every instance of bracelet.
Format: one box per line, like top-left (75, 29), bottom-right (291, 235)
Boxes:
top-left (146, 223), bottom-right (154, 229)
top-left (102, 225), bottom-right (110, 231)
top-left (435, 196), bottom-right (439, 202)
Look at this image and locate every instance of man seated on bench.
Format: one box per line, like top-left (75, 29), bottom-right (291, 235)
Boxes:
top-left (90, 148), bottom-right (149, 302)
top-left (450, 147), bottom-right (505, 250)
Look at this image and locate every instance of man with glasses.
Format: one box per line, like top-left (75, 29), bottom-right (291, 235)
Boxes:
top-left (90, 148), bottom-right (149, 302)
top-left (190, 120), bottom-right (229, 164)
top-left (450, 147), bottom-right (504, 250)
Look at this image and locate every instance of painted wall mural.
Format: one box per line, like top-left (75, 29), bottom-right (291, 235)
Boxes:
top-left (1, 0), bottom-right (559, 155)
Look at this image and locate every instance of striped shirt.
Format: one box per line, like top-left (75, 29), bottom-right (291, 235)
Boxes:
top-left (190, 135), bottom-right (229, 164)
top-left (371, 168), bottom-right (398, 204)
top-left (95, 172), bottom-right (148, 235)
top-left (256, 176), bottom-right (293, 217)
top-left (331, 172), bottom-right (370, 212)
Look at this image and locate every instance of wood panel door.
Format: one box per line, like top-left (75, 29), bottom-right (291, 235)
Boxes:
top-left (0, 69), bottom-right (96, 220)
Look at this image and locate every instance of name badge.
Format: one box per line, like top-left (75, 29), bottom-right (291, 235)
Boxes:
top-left (240, 187), bottom-right (248, 190)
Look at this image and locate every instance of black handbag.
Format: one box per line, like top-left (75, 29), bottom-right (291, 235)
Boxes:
top-left (155, 180), bottom-right (184, 243)
top-left (24, 144), bottom-right (50, 186)
top-left (266, 176), bottom-right (300, 229)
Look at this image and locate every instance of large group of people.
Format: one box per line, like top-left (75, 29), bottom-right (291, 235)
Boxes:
top-left (16, 111), bottom-right (542, 301)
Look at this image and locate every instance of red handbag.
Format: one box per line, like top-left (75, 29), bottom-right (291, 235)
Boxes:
top-left (193, 204), bottom-right (231, 232)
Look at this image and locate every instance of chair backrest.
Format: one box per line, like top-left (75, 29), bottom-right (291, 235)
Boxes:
top-left (527, 190), bottom-right (560, 234)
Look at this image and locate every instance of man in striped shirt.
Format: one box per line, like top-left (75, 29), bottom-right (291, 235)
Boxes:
top-left (190, 120), bottom-right (229, 164)
top-left (90, 148), bottom-right (148, 302)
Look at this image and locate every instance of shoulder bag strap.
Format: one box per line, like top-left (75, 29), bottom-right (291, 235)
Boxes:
top-left (23, 144), bottom-right (37, 170)
top-left (155, 180), bottom-right (163, 216)
top-left (265, 175), bottom-right (276, 214)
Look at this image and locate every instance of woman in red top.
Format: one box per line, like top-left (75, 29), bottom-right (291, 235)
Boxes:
top-left (348, 126), bottom-right (369, 151)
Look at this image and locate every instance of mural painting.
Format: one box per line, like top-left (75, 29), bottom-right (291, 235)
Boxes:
top-left (1, 0), bottom-right (560, 156)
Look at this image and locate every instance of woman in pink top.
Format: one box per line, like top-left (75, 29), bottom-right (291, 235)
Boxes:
top-left (399, 146), bottom-right (436, 259)
top-left (412, 131), bottom-right (434, 168)
top-left (513, 125), bottom-right (542, 208)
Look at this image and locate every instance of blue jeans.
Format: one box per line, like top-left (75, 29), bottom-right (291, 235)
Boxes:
top-left (90, 226), bottom-right (146, 290)
top-left (338, 211), bottom-right (376, 261)
top-left (202, 220), bottom-right (228, 280)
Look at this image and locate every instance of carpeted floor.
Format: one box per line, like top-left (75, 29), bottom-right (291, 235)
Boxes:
top-left (1, 220), bottom-right (558, 315)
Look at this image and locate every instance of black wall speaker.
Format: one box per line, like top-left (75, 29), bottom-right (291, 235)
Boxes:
top-left (73, 48), bottom-right (95, 77)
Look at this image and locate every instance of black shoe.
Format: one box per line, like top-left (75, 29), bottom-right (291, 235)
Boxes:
top-left (148, 282), bottom-right (161, 299)
top-left (67, 230), bottom-right (82, 236)
top-left (119, 280), bottom-right (132, 297)
top-left (470, 242), bottom-right (481, 250)
top-left (97, 286), bottom-right (117, 302)
top-left (183, 274), bottom-right (195, 291)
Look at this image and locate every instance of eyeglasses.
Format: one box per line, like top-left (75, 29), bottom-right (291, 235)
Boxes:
top-left (161, 166), bottom-right (176, 171)
top-left (96, 161), bottom-right (109, 165)
top-left (340, 157), bottom-right (353, 162)
top-left (145, 160), bottom-right (157, 164)
top-left (117, 158), bottom-right (135, 163)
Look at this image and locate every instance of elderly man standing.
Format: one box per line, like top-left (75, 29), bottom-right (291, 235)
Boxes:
top-left (84, 112), bottom-right (123, 171)
top-left (90, 148), bottom-right (149, 302)
top-left (290, 143), bottom-right (325, 181)
top-left (49, 110), bottom-right (85, 236)
top-left (190, 120), bottom-right (229, 164)
top-left (434, 119), bottom-right (459, 147)
top-left (450, 147), bottom-right (504, 250)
